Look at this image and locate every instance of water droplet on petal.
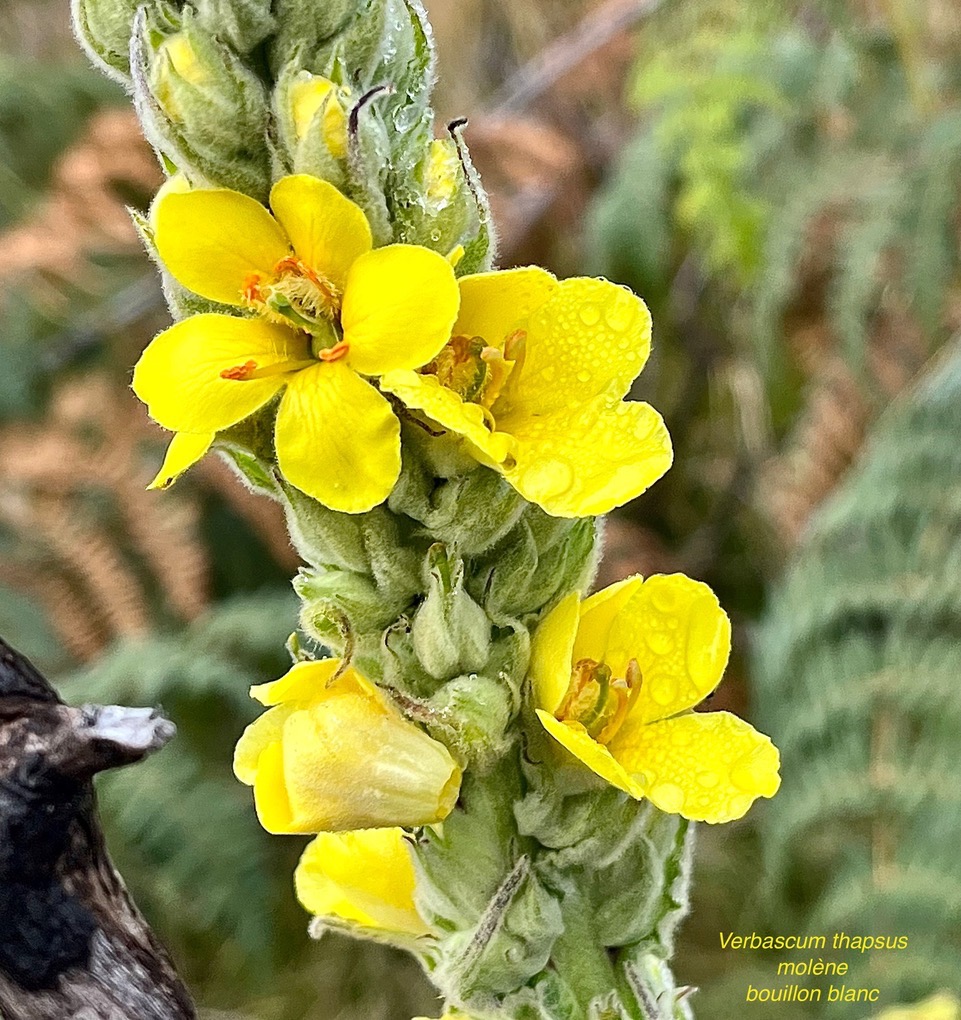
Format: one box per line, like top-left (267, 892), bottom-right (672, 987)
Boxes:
top-left (646, 631), bottom-right (674, 656)
top-left (604, 292), bottom-right (635, 331)
top-left (521, 459), bottom-right (574, 500)
top-left (697, 771), bottom-right (719, 788)
top-left (648, 676), bottom-right (677, 706)
top-left (649, 782), bottom-right (685, 813)
top-left (579, 304), bottom-right (600, 326)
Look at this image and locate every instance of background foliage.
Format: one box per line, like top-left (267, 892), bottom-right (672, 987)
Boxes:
top-left (2, 0), bottom-right (961, 1016)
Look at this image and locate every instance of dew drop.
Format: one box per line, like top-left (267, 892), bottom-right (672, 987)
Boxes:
top-left (605, 294), bottom-right (635, 331)
top-left (521, 459), bottom-right (574, 499)
top-left (648, 676), bottom-right (677, 706)
top-left (579, 304), bottom-right (600, 326)
top-left (649, 782), bottom-right (685, 813)
top-left (646, 630), bottom-right (674, 656)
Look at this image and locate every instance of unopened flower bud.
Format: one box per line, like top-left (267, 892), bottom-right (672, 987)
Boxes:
top-left (234, 658), bottom-right (462, 833)
top-left (133, 7), bottom-right (270, 197)
top-left (427, 674), bottom-right (513, 765)
top-left (274, 68), bottom-right (353, 182)
top-left (73, 0), bottom-right (141, 79)
top-left (412, 545), bottom-right (491, 680)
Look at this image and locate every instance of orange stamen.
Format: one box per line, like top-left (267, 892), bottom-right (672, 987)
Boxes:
top-left (274, 256), bottom-right (340, 306)
top-left (220, 360), bottom-right (258, 380)
top-left (318, 341), bottom-right (350, 363)
top-left (242, 274), bottom-right (264, 303)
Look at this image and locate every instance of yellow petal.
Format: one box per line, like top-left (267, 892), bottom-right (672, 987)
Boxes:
top-left (153, 188), bottom-right (289, 305)
top-left (609, 711), bottom-right (781, 823)
top-left (605, 574), bottom-right (731, 723)
top-left (378, 369), bottom-right (514, 467)
top-left (232, 704), bottom-right (294, 785)
top-left (269, 175), bottom-right (372, 292)
top-left (571, 575), bottom-right (645, 665)
top-left (253, 737), bottom-right (297, 832)
top-left (295, 829), bottom-right (429, 936)
top-left (133, 315), bottom-right (308, 433)
top-left (511, 278), bottom-right (652, 415)
top-left (250, 658), bottom-right (347, 706)
top-left (147, 431), bottom-right (213, 490)
top-left (148, 174), bottom-right (191, 231)
top-left (289, 76), bottom-right (349, 157)
top-left (341, 245), bottom-right (459, 375)
top-left (530, 592), bottom-right (580, 714)
top-left (269, 689), bottom-right (461, 832)
top-left (499, 395), bottom-right (672, 518)
top-left (536, 711), bottom-right (645, 798)
top-left (455, 267), bottom-right (557, 347)
top-left (274, 361), bottom-right (400, 513)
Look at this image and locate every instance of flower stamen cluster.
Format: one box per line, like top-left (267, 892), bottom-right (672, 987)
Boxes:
top-left (556, 656), bottom-right (642, 744)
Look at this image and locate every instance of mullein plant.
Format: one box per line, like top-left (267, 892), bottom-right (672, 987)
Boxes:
top-left (73, 0), bottom-right (781, 1016)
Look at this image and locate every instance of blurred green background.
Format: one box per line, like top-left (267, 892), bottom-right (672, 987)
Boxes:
top-left (2, 0), bottom-right (961, 1016)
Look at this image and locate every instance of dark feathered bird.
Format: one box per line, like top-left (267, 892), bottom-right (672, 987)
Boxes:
top-left (0, 636), bottom-right (196, 1020)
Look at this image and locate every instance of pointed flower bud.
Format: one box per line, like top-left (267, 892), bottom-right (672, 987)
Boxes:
top-left (133, 8), bottom-right (270, 197)
top-left (412, 545), bottom-right (491, 680)
top-left (234, 658), bottom-right (461, 832)
top-left (289, 74), bottom-right (349, 157)
top-left (295, 828), bottom-right (430, 939)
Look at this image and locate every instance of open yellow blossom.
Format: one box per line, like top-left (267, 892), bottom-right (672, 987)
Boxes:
top-left (133, 174), bottom-right (459, 512)
top-left (379, 267), bottom-right (672, 517)
top-left (530, 574), bottom-right (780, 823)
top-left (233, 658), bottom-right (462, 833)
top-left (295, 828), bottom-right (430, 937)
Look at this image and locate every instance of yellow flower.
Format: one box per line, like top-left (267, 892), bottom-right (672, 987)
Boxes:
top-left (379, 267), bottom-right (672, 518)
top-left (133, 175), bottom-right (459, 512)
top-left (295, 827), bottom-right (430, 937)
top-left (530, 574), bottom-right (780, 823)
top-left (233, 658), bottom-right (462, 833)
top-left (288, 74), bottom-right (350, 158)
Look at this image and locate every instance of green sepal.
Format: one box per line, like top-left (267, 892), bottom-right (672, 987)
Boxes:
top-left (447, 119), bottom-right (495, 275)
top-left (412, 545), bottom-right (491, 680)
top-left (413, 756), bottom-right (525, 931)
top-left (425, 674), bottom-right (514, 768)
top-left (269, 0), bottom-right (365, 77)
top-left (216, 442), bottom-right (281, 499)
top-left (390, 455), bottom-right (527, 557)
top-left (619, 953), bottom-right (695, 1020)
top-left (306, 913), bottom-right (434, 956)
top-left (194, 0), bottom-right (275, 54)
top-left (278, 480), bottom-right (370, 573)
top-left (72, 0), bottom-right (142, 80)
top-left (436, 857), bottom-right (564, 1004)
top-left (471, 515), bottom-right (597, 620)
top-left (361, 508), bottom-right (425, 607)
top-left (295, 566), bottom-right (402, 651)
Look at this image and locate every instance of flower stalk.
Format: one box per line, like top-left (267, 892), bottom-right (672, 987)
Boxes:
top-left (72, 0), bottom-right (782, 1017)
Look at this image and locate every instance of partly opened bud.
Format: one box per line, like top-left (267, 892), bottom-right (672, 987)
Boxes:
top-left (234, 658), bottom-right (461, 833)
top-left (289, 73), bottom-right (349, 157)
top-left (134, 7), bottom-right (270, 197)
top-left (296, 828), bottom-right (430, 939)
